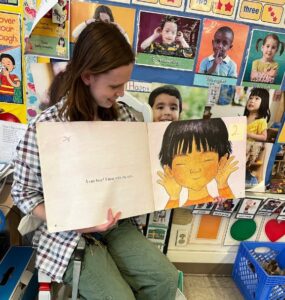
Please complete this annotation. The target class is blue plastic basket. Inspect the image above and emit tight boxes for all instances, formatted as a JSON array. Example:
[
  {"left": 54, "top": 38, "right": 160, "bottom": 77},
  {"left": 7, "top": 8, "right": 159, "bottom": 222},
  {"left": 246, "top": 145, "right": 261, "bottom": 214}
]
[{"left": 232, "top": 241, "right": 285, "bottom": 300}]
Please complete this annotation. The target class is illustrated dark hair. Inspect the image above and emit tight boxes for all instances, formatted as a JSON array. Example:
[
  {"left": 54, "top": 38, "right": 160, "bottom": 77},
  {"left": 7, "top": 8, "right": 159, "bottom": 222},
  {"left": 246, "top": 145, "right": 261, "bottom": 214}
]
[
  {"left": 148, "top": 85, "right": 182, "bottom": 113},
  {"left": 0, "top": 53, "right": 15, "bottom": 65},
  {"left": 49, "top": 22, "right": 134, "bottom": 121},
  {"left": 215, "top": 26, "right": 234, "bottom": 41},
  {"left": 255, "top": 34, "right": 285, "bottom": 56},
  {"left": 159, "top": 118, "right": 232, "bottom": 167},
  {"left": 244, "top": 88, "right": 271, "bottom": 122},
  {"left": 94, "top": 5, "right": 114, "bottom": 22},
  {"left": 160, "top": 15, "right": 180, "bottom": 30}
]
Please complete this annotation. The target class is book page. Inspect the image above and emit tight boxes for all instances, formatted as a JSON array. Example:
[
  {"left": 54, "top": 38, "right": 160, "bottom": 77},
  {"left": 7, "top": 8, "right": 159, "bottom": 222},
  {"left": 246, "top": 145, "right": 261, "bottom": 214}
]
[
  {"left": 147, "top": 117, "right": 247, "bottom": 211},
  {"left": 37, "top": 121, "right": 154, "bottom": 233}
]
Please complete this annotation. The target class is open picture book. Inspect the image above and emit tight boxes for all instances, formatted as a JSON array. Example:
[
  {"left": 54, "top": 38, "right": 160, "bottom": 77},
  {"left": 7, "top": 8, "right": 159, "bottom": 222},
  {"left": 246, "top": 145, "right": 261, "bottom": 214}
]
[{"left": 37, "top": 116, "right": 246, "bottom": 232}]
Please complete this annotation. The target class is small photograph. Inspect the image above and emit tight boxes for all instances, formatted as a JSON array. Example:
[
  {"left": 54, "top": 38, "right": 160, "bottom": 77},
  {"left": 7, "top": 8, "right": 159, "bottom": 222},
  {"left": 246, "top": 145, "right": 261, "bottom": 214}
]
[
  {"left": 236, "top": 198, "right": 263, "bottom": 219},
  {"left": 194, "top": 18, "right": 249, "bottom": 87},
  {"left": 148, "top": 210, "right": 171, "bottom": 226},
  {"left": 136, "top": 11, "right": 200, "bottom": 71},
  {"left": 192, "top": 202, "right": 214, "bottom": 215},
  {"left": 70, "top": 2, "right": 135, "bottom": 45},
  {"left": 242, "top": 30, "right": 285, "bottom": 89},
  {"left": 133, "top": 214, "right": 148, "bottom": 235},
  {"left": 126, "top": 81, "right": 208, "bottom": 121},
  {"left": 257, "top": 198, "right": 284, "bottom": 216},
  {"left": 246, "top": 142, "right": 272, "bottom": 192},
  {"left": 204, "top": 86, "right": 284, "bottom": 144},
  {"left": 267, "top": 143, "right": 285, "bottom": 194},
  {"left": 212, "top": 198, "right": 241, "bottom": 218},
  {"left": 146, "top": 226, "right": 168, "bottom": 244},
  {"left": 277, "top": 204, "right": 285, "bottom": 221}
]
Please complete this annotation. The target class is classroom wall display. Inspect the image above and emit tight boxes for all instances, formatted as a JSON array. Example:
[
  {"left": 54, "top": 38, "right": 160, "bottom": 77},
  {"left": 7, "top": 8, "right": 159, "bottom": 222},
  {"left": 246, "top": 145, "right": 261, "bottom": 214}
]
[
  {"left": 25, "top": 0, "right": 70, "bottom": 59},
  {"left": 132, "top": 0, "right": 185, "bottom": 12},
  {"left": 136, "top": 11, "right": 200, "bottom": 71},
  {"left": 194, "top": 18, "right": 249, "bottom": 87},
  {"left": 70, "top": 1, "right": 135, "bottom": 45},
  {"left": 242, "top": 29, "right": 285, "bottom": 89},
  {"left": 236, "top": 0, "right": 285, "bottom": 29},
  {"left": 186, "top": 0, "right": 238, "bottom": 19}
]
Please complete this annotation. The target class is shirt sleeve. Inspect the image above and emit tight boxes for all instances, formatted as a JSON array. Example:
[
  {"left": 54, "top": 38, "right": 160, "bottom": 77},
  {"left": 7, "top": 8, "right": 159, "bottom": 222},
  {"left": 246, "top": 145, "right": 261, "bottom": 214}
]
[
  {"left": 251, "top": 60, "right": 258, "bottom": 72},
  {"left": 11, "top": 122, "right": 44, "bottom": 214},
  {"left": 228, "top": 60, "right": 237, "bottom": 77},
  {"left": 199, "top": 58, "right": 208, "bottom": 73},
  {"left": 257, "top": 118, "right": 268, "bottom": 134}
]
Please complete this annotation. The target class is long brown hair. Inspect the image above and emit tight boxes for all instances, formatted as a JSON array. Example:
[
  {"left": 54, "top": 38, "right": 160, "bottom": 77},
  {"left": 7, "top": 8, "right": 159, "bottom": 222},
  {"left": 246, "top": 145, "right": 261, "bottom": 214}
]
[{"left": 50, "top": 21, "right": 134, "bottom": 121}]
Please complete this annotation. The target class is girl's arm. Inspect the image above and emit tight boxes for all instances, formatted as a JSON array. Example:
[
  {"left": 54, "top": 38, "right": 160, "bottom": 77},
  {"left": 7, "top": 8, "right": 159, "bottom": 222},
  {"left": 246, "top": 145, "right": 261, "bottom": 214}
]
[
  {"left": 247, "top": 129, "right": 267, "bottom": 142},
  {"left": 140, "top": 27, "right": 161, "bottom": 50},
  {"left": 72, "top": 19, "right": 94, "bottom": 39}
]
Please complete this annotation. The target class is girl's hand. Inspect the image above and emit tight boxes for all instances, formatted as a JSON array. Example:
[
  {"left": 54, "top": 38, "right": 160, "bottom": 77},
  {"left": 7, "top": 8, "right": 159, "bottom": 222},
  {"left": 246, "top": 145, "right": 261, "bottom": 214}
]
[
  {"left": 85, "top": 18, "right": 95, "bottom": 25},
  {"left": 176, "top": 31, "right": 184, "bottom": 43},
  {"left": 216, "top": 155, "right": 239, "bottom": 189},
  {"left": 153, "top": 27, "right": 162, "bottom": 39},
  {"left": 157, "top": 165, "right": 182, "bottom": 199},
  {"left": 112, "top": 22, "right": 125, "bottom": 35},
  {"left": 76, "top": 208, "right": 121, "bottom": 233}
]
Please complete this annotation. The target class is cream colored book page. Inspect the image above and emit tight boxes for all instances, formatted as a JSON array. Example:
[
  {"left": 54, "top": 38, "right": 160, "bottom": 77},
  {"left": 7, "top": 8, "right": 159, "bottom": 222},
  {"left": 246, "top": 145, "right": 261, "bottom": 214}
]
[{"left": 37, "top": 121, "right": 154, "bottom": 233}]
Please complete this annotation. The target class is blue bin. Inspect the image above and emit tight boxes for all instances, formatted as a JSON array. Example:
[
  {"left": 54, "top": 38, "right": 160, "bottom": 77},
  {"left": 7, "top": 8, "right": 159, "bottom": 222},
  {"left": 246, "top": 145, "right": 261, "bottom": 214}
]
[{"left": 232, "top": 241, "right": 285, "bottom": 300}]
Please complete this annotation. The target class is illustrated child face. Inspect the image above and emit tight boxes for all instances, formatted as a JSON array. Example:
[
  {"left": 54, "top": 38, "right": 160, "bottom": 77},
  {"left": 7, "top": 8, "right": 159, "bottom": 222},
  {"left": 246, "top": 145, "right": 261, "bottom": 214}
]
[
  {"left": 152, "top": 93, "right": 180, "bottom": 122},
  {"left": 261, "top": 36, "right": 278, "bottom": 61},
  {"left": 171, "top": 140, "right": 219, "bottom": 191},
  {"left": 212, "top": 31, "right": 233, "bottom": 58},
  {"left": 161, "top": 21, "right": 177, "bottom": 45},
  {"left": 99, "top": 12, "right": 111, "bottom": 23},
  {"left": 1, "top": 57, "right": 14, "bottom": 72},
  {"left": 82, "top": 63, "right": 133, "bottom": 110},
  {"left": 246, "top": 95, "right": 262, "bottom": 112}
]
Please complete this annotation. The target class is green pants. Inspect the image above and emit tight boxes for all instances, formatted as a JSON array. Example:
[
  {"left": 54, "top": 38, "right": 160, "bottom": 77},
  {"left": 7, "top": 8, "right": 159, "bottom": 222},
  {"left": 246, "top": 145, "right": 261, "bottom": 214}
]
[{"left": 63, "top": 220, "right": 178, "bottom": 300}]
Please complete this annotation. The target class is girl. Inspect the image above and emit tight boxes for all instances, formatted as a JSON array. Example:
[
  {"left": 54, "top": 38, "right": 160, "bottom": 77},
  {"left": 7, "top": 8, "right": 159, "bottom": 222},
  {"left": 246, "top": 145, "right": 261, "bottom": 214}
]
[
  {"left": 12, "top": 22, "right": 178, "bottom": 300},
  {"left": 250, "top": 33, "right": 285, "bottom": 84},
  {"left": 56, "top": 37, "right": 66, "bottom": 57},
  {"left": 244, "top": 88, "right": 271, "bottom": 142},
  {"left": 72, "top": 4, "right": 130, "bottom": 43},
  {"left": 140, "top": 15, "right": 192, "bottom": 58},
  {"left": 157, "top": 118, "right": 238, "bottom": 209}
]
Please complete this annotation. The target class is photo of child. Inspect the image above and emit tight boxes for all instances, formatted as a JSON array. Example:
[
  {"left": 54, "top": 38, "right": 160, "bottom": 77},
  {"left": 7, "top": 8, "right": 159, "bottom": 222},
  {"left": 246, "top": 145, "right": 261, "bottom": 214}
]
[
  {"left": 259, "top": 199, "right": 282, "bottom": 212},
  {"left": 203, "top": 86, "right": 284, "bottom": 144},
  {"left": 250, "top": 34, "right": 285, "bottom": 84},
  {"left": 199, "top": 26, "right": 237, "bottom": 77},
  {"left": 236, "top": 198, "right": 263, "bottom": 218},
  {"left": 244, "top": 88, "right": 271, "bottom": 142},
  {"left": 243, "top": 30, "right": 285, "bottom": 88},
  {"left": 70, "top": 2, "right": 135, "bottom": 44},
  {"left": 140, "top": 15, "right": 192, "bottom": 58},
  {"left": 136, "top": 11, "right": 200, "bottom": 71},
  {"left": 56, "top": 37, "right": 66, "bottom": 57},
  {"left": 195, "top": 19, "right": 249, "bottom": 86}
]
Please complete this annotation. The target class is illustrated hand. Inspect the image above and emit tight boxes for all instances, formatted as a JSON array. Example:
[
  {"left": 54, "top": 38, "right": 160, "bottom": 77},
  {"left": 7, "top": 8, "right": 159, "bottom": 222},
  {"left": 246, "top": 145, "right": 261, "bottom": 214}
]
[
  {"left": 85, "top": 18, "right": 95, "bottom": 25},
  {"left": 76, "top": 208, "right": 121, "bottom": 234},
  {"left": 153, "top": 27, "right": 162, "bottom": 39},
  {"left": 213, "top": 196, "right": 226, "bottom": 206},
  {"left": 216, "top": 155, "right": 238, "bottom": 189},
  {"left": 2, "top": 68, "right": 9, "bottom": 77},
  {"left": 157, "top": 165, "right": 182, "bottom": 199}
]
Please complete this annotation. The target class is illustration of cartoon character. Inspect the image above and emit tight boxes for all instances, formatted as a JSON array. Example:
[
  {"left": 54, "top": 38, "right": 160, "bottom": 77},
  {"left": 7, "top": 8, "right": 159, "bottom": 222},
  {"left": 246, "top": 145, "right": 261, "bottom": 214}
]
[
  {"left": 0, "top": 53, "right": 21, "bottom": 103},
  {"left": 157, "top": 118, "right": 238, "bottom": 209}
]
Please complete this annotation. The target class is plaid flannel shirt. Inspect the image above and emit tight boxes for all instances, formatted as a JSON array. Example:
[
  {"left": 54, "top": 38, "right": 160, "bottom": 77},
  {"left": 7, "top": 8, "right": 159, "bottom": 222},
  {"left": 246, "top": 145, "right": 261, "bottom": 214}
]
[{"left": 11, "top": 99, "right": 137, "bottom": 282}]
